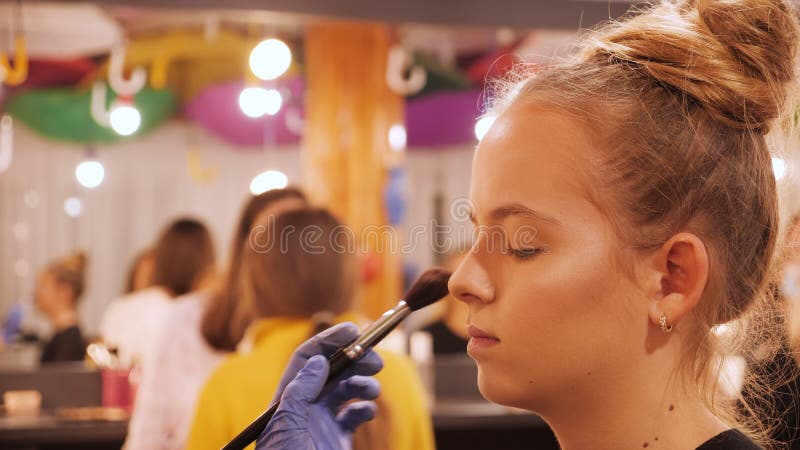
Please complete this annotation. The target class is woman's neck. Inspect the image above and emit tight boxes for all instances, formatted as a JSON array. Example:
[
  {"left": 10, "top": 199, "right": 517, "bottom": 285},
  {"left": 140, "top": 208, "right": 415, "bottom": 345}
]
[
  {"left": 50, "top": 308, "right": 79, "bottom": 332},
  {"left": 539, "top": 346, "right": 730, "bottom": 450}
]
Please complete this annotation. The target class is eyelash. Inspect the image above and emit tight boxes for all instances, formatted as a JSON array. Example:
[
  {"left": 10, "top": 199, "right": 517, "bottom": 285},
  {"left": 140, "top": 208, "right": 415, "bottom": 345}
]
[{"left": 509, "top": 247, "right": 544, "bottom": 260}]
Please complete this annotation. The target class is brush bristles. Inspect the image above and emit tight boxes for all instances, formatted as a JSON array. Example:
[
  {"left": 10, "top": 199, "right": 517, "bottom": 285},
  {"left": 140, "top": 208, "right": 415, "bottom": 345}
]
[{"left": 404, "top": 268, "right": 452, "bottom": 311}]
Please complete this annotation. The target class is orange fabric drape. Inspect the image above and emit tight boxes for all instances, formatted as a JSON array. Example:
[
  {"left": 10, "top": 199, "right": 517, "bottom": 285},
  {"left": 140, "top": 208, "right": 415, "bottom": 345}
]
[{"left": 303, "top": 21, "right": 402, "bottom": 319}]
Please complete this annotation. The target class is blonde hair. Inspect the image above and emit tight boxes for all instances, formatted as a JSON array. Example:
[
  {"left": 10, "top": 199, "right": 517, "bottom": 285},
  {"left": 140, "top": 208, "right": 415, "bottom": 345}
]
[
  {"left": 490, "top": 0, "right": 799, "bottom": 446},
  {"left": 47, "top": 250, "right": 89, "bottom": 300}
]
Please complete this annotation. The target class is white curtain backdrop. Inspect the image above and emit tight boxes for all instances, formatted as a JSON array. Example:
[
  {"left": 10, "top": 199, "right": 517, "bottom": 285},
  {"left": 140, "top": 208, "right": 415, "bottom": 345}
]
[{"left": 0, "top": 122, "right": 475, "bottom": 337}]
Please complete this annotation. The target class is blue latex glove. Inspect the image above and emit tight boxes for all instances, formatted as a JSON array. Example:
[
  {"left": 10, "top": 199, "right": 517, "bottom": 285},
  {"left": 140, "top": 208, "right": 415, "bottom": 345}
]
[{"left": 257, "top": 322, "right": 384, "bottom": 450}]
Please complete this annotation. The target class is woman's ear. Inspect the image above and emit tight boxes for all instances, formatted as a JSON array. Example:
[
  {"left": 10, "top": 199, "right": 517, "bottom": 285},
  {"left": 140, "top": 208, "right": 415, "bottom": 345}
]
[{"left": 647, "top": 233, "right": 710, "bottom": 331}]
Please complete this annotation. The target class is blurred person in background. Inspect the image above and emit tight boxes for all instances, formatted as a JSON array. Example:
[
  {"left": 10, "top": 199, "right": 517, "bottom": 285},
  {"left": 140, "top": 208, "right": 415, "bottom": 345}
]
[
  {"left": 99, "top": 218, "right": 216, "bottom": 368},
  {"left": 123, "top": 188, "right": 307, "bottom": 450},
  {"left": 200, "top": 187, "right": 308, "bottom": 353},
  {"left": 124, "top": 248, "right": 155, "bottom": 295},
  {"left": 186, "top": 207, "right": 435, "bottom": 450},
  {"left": 34, "top": 250, "right": 89, "bottom": 363},
  {"left": 783, "top": 213, "right": 800, "bottom": 339}
]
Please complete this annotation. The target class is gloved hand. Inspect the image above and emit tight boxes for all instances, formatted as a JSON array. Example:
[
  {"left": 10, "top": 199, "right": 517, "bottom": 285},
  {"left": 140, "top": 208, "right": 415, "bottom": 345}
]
[{"left": 256, "top": 322, "right": 383, "bottom": 450}]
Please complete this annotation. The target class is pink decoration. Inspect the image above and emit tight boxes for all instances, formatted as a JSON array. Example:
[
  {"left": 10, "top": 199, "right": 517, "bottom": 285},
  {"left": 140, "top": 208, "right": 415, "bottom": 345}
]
[
  {"left": 405, "top": 90, "right": 482, "bottom": 147},
  {"left": 186, "top": 77, "right": 483, "bottom": 150},
  {"left": 184, "top": 77, "right": 303, "bottom": 148}
]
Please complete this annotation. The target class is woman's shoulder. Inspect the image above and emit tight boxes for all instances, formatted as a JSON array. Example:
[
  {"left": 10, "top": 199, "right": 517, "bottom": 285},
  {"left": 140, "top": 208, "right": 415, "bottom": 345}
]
[{"left": 695, "top": 429, "right": 762, "bottom": 450}]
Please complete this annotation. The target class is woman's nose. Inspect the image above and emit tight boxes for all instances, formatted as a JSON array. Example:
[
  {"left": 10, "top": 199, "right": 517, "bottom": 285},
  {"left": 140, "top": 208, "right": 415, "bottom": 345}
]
[{"left": 448, "top": 250, "right": 494, "bottom": 305}]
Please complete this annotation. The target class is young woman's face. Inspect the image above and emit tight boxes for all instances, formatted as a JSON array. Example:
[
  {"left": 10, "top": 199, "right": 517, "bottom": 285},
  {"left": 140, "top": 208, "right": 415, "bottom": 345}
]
[
  {"left": 449, "top": 105, "right": 651, "bottom": 412},
  {"left": 34, "top": 271, "right": 65, "bottom": 315}
]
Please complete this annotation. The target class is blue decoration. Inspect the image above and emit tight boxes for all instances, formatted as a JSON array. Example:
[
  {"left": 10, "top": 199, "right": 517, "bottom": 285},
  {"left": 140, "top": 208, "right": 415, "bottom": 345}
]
[{"left": 384, "top": 167, "right": 407, "bottom": 225}]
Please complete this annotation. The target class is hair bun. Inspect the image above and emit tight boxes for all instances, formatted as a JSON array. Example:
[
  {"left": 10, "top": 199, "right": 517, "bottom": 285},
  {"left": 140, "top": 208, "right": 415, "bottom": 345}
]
[
  {"left": 64, "top": 250, "right": 89, "bottom": 273},
  {"left": 588, "top": 0, "right": 799, "bottom": 133}
]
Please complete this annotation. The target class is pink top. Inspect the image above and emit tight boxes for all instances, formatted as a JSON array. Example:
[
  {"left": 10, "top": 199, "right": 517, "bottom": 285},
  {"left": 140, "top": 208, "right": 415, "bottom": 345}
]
[{"left": 124, "top": 292, "right": 224, "bottom": 450}]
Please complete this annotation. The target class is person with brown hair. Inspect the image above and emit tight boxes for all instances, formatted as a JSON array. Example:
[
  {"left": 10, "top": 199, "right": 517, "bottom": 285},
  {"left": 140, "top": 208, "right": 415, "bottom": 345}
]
[
  {"left": 201, "top": 187, "right": 308, "bottom": 352},
  {"left": 255, "top": 0, "right": 800, "bottom": 449},
  {"left": 123, "top": 248, "right": 155, "bottom": 295},
  {"left": 186, "top": 208, "right": 434, "bottom": 450},
  {"left": 34, "top": 251, "right": 89, "bottom": 363},
  {"left": 99, "top": 218, "right": 216, "bottom": 368},
  {"left": 123, "top": 188, "right": 307, "bottom": 450}
]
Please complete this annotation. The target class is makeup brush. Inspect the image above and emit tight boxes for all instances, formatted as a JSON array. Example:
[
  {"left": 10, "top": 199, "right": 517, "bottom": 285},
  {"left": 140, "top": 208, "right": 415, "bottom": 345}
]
[{"left": 222, "top": 268, "right": 452, "bottom": 450}]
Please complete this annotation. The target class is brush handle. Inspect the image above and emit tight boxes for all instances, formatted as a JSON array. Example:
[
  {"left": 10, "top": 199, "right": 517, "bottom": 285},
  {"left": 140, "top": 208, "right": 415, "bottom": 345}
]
[{"left": 220, "top": 403, "right": 279, "bottom": 450}]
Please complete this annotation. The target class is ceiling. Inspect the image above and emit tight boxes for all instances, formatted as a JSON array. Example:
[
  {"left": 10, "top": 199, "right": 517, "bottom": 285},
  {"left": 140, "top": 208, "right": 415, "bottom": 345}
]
[
  {"left": 0, "top": 0, "right": 625, "bottom": 59},
  {"left": 29, "top": 0, "right": 643, "bottom": 29}
]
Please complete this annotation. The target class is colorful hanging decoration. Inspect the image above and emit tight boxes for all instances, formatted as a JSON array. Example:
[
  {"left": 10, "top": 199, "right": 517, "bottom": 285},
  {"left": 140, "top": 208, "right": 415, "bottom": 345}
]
[
  {"left": 107, "top": 44, "right": 147, "bottom": 97},
  {"left": 0, "top": 34, "right": 29, "bottom": 87},
  {"left": 7, "top": 86, "right": 176, "bottom": 143},
  {"left": 89, "top": 44, "right": 148, "bottom": 136},
  {"left": 383, "top": 167, "right": 407, "bottom": 225},
  {"left": 405, "top": 89, "right": 482, "bottom": 147},
  {"left": 0, "top": 19, "right": 513, "bottom": 150},
  {"left": 186, "top": 78, "right": 482, "bottom": 149},
  {"left": 95, "top": 31, "right": 257, "bottom": 102},
  {"left": 90, "top": 81, "right": 113, "bottom": 128},
  {"left": 463, "top": 39, "right": 524, "bottom": 86},
  {"left": 17, "top": 58, "right": 95, "bottom": 88},
  {"left": 184, "top": 77, "right": 303, "bottom": 148},
  {"left": 186, "top": 147, "right": 218, "bottom": 184},
  {"left": 410, "top": 53, "right": 474, "bottom": 97},
  {"left": 386, "top": 45, "right": 427, "bottom": 96}
]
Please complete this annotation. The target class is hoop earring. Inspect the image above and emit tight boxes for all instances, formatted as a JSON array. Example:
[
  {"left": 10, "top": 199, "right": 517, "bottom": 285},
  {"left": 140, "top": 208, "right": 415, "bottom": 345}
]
[{"left": 659, "top": 313, "right": 673, "bottom": 333}]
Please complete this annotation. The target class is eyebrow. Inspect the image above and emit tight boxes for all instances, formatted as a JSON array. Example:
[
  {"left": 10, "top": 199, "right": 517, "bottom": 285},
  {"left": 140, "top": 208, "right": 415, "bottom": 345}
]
[{"left": 469, "top": 203, "right": 562, "bottom": 226}]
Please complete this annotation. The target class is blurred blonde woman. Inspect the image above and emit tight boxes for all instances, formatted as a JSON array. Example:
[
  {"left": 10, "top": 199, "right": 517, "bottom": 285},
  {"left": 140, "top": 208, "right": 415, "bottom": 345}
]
[{"left": 34, "top": 251, "right": 88, "bottom": 363}]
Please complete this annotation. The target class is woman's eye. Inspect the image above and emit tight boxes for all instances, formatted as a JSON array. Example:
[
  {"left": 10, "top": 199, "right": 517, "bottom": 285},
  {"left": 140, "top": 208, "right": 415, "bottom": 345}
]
[{"left": 509, "top": 248, "right": 541, "bottom": 260}]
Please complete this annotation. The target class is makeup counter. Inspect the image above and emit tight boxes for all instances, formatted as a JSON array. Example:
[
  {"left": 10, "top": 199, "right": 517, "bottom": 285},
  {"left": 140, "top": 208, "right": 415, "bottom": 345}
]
[{"left": 0, "top": 354, "right": 558, "bottom": 450}]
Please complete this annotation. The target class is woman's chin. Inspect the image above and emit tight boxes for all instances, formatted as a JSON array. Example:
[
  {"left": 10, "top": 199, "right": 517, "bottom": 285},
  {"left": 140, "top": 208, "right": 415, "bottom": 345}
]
[{"left": 476, "top": 366, "right": 530, "bottom": 410}]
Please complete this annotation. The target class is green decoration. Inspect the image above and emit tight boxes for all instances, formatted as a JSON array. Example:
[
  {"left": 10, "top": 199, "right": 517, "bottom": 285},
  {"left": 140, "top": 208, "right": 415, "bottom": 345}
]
[
  {"left": 411, "top": 53, "right": 474, "bottom": 98},
  {"left": 6, "top": 86, "right": 176, "bottom": 143}
]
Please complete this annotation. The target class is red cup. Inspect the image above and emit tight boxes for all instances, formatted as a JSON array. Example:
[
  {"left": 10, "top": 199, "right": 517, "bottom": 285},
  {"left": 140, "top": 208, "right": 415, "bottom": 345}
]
[{"left": 101, "top": 368, "right": 133, "bottom": 412}]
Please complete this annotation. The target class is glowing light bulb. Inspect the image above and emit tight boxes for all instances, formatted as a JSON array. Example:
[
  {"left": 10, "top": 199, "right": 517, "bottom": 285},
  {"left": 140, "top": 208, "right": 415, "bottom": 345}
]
[
  {"left": 772, "top": 156, "right": 787, "bottom": 181},
  {"left": 75, "top": 160, "right": 105, "bottom": 189},
  {"left": 474, "top": 116, "right": 496, "bottom": 141},
  {"left": 64, "top": 197, "right": 83, "bottom": 218},
  {"left": 239, "top": 87, "right": 283, "bottom": 118},
  {"left": 249, "top": 38, "right": 292, "bottom": 81},
  {"left": 250, "top": 170, "right": 289, "bottom": 195},
  {"left": 109, "top": 102, "right": 142, "bottom": 136},
  {"left": 262, "top": 89, "right": 282, "bottom": 116},
  {"left": 388, "top": 124, "right": 407, "bottom": 151}
]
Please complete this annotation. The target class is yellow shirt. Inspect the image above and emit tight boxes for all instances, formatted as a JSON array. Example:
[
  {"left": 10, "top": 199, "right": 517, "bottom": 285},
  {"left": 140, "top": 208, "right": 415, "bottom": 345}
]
[{"left": 186, "top": 315, "right": 435, "bottom": 450}]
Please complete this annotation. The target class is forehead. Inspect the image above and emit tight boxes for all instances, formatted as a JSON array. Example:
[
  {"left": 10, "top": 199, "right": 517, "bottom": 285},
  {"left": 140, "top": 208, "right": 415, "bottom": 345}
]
[{"left": 470, "top": 105, "right": 596, "bottom": 219}]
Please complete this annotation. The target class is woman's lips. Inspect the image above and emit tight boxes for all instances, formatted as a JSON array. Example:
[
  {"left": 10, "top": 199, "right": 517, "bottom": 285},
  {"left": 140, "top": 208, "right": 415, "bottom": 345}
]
[
  {"left": 467, "top": 325, "right": 500, "bottom": 353},
  {"left": 467, "top": 325, "right": 499, "bottom": 340}
]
